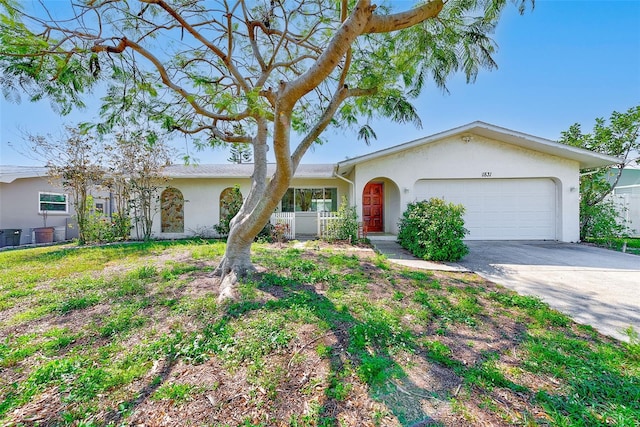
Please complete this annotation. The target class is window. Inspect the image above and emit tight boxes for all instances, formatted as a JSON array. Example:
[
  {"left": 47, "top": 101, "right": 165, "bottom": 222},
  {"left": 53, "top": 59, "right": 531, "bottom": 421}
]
[
  {"left": 39, "top": 192, "right": 68, "bottom": 213},
  {"left": 95, "top": 203, "right": 104, "bottom": 214},
  {"left": 281, "top": 188, "right": 337, "bottom": 212}
]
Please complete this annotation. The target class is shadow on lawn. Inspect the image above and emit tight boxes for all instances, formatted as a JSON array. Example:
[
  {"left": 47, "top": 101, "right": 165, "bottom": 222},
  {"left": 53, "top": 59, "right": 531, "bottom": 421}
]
[
  {"left": 11, "top": 243, "right": 635, "bottom": 426},
  {"left": 250, "top": 277, "right": 443, "bottom": 426}
]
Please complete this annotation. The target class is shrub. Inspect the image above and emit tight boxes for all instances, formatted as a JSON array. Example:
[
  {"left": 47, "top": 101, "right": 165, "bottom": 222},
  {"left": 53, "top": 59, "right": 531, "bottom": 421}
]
[
  {"left": 580, "top": 198, "right": 629, "bottom": 242},
  {"left": 214, "top": 186, "right": 243, "bottom": 237},
  {"left": 397, "top": 198, "right": 469, "bottom": 261},
  {"left": 83, "top": 196, "right": 130, "bottom": 243},
  {"left": 324, "top": 196, "right": 359, "bottom": 243}
]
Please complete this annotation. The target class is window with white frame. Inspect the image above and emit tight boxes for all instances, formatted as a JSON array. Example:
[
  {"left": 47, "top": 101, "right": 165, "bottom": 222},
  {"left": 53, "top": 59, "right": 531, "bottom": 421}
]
[
  {"left": 281, "top": 188, "right": 337, "bottom": 212},
  {"left": 38, "top": 192, "right": 69, "bottom": 213}
]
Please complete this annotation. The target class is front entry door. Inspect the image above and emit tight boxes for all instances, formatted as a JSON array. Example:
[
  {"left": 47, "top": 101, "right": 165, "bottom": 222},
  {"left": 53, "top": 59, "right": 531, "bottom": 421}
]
[{"left": 363, "top": 182, "right": 384, "bottom": 232}]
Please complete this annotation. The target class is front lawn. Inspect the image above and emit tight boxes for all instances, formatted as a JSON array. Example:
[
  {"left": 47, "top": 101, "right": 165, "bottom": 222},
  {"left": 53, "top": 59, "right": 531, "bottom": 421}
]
[{"left": 0, "top": 240, "right": 638, "bottom": 426}]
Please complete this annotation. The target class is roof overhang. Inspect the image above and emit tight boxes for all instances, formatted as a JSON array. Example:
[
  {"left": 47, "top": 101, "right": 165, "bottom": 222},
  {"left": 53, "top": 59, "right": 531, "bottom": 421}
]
[
  {"left": 164, "top": 163, "right": 337, "bottom": 179},
  {"left": 0, "top": 166, "right": 48, "bottom": 183},
  {"left": 336, "top": 121, "right": 621, "bottom": 175}
]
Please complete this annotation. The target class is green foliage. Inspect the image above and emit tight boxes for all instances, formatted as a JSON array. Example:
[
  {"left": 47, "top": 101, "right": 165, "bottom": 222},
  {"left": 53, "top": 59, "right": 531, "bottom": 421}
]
[
  {"left": 83, "top": 196, "right": 131, "bottom": 244},
  {"left": 151, "top": 383, "right": 199, "bottom": 403},
  {"left": 397, "top": 198, "right": 469, "bottom": 261},
  {"left": 560, "top": 105, "right": 640, "bottom": 239},
  {"left": 622, "top": 326, "right": 640, "bottom": 361},
  {"left": 215, "top": 186, "right": 243, "bottom": 237},
  {"left": 56, "top": 294, "right": 100, "bottom": 314},
  {"left": 323, "top": 196, "right": 359, "bottom": 242},
  {"left": 580, "top": 198, "right": 629, "bottom": 242},
  {"left": 585, "top": 237, "right": 640, "bottom": 255}
]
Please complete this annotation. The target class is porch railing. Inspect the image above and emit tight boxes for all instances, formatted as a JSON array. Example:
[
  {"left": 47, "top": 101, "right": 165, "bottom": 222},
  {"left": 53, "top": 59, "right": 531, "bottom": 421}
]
[
  {"left": 270, "top": 212, "right": 295, "bottom": 239},
  {"left": 317, "top": 211, "right": 339, "bottom": 238}
]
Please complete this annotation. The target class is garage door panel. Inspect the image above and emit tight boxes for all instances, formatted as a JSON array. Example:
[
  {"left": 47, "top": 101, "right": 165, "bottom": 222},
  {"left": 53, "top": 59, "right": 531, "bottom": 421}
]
[{"left": 414, "top": 179, "right": 556, "bottom": 240}]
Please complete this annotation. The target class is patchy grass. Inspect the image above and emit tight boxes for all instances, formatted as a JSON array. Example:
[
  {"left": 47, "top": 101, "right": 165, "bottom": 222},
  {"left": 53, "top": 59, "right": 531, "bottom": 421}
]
[{"left": 0, "top": 240, "right": 638, "bottom": 426}]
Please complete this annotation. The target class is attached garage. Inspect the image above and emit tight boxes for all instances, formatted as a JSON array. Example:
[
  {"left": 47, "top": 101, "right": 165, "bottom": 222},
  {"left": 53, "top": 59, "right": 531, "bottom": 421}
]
[
  {"left": 415, "top": 178, "right": 557, "bottom": 240},
  {"left": 336, "top": 122, "right": 620, "bottom": 242}
]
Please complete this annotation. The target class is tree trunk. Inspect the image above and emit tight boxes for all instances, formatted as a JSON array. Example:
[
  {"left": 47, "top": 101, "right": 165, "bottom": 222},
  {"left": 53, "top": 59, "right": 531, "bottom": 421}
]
[
  {"left": 214, "top": 118, "right": 293, "bottom": 302},
  {"left": 216, "top": 226, "right": 255, "bottom": 301}
]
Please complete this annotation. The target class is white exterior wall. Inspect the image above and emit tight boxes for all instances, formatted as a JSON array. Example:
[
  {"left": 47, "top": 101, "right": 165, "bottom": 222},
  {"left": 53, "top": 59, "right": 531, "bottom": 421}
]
[
  {"left": 350, "top": 134, "right": 581, "bottom": 242},
  {"left": 150, "top": 177, "right": 349, "bottom": 238}
]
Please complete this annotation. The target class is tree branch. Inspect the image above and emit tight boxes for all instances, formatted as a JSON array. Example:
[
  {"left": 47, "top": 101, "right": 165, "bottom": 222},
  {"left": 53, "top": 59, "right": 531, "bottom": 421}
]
[
  {"left": 292, "top": 86, "right": 375, "bottom": 168},
  {"left": 364, "top": 0, "right": 444, "bottom": 34},
  {"left": 91, "top": 38, "right": 251, "bottom": 122}
]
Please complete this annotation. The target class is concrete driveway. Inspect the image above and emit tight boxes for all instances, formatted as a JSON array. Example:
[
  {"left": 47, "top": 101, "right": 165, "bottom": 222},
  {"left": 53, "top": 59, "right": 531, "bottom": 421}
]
[{"left": 454, "top": 241, "right": 640, "bottom": 342}]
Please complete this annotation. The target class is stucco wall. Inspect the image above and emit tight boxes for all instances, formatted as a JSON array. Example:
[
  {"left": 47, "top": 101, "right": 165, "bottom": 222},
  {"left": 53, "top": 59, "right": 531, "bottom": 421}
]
[
  {"left": 350, "top": 134, "right": 581, "bottom": 242},
  {"left": 0, "top": 177, "right": 73, "bottom": 244},
  {"left": 150, "top": 177, "right": 350, "bottom": 239}
]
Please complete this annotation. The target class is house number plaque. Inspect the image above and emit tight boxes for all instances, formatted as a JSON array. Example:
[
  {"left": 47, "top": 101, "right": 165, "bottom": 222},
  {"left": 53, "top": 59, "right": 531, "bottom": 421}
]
[{"left": 481, "top": 172, "right": 492, "bottom": 177}]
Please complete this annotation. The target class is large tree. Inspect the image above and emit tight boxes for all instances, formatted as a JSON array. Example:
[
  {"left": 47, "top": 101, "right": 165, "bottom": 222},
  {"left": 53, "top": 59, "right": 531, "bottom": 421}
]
[
  {"left": 0, "top": 0, "right": 531, "bottom": 300},
  {"left": 560, "top": 105, "right": 640, "bottom": 238}
]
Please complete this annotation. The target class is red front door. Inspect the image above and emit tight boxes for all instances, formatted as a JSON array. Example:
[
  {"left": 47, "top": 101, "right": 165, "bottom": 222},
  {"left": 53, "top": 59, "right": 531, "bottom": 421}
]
[{"left": 363, "top": 182, "right": 384, "bottom": 232}]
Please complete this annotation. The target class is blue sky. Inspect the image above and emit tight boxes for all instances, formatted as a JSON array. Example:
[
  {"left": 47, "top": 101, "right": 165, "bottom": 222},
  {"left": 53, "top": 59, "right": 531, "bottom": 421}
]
[{"left": 1, "top": 0, "right": 639, "bottom": 166}]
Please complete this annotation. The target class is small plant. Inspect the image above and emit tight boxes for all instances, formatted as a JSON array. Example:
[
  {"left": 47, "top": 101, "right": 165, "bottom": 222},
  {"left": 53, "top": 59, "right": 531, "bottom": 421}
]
[
  {"left": 151, "top": 383, "right": 199, "bottom": 403},
  {"left": 622, "top": 325, "right": 640, "bottom": 360},
  {"left": 323, "top": 196, "right": 359, "bottom": 243},
  {"left": 271, "top": 222, "right": 290, "bottom": 243},
  {"left": 56, "top": 295, "right": 100, "bottom": 314},
  {"left": 83, "top": 196, "right": 131, "bottom": 243},
  {"left": 397, "top": 198, "right": 469, "bottom": 261}
]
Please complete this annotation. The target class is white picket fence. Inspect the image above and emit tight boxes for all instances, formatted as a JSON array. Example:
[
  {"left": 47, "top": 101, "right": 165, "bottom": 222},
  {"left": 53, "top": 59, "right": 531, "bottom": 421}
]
[
  {"left": 317, "top": 211, "right": 339, "bottom": 238},
  {"left": 270, "top": 212, "right": 295, "bottom": 239},
  {"left": 270, "top": 211, "right": 340, "bottom": 239}
]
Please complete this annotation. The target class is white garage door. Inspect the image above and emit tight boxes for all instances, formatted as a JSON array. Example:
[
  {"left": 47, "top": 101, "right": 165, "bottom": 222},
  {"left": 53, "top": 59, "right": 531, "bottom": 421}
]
[{"left": 414, "top": 179, "right": 557, "bottom": 240}]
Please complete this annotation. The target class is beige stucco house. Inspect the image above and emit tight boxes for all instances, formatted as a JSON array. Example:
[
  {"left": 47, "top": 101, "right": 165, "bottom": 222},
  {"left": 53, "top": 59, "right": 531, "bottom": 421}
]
[{"left": 0, "top": 122, "right": 619, "bottom": 246}]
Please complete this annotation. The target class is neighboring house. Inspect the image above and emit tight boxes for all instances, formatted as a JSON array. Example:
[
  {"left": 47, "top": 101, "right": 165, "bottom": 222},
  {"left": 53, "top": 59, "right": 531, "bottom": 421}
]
[
  {"left": 612, "top": 165, "right": 640, "bottom": 236},
  {"left": 1, "top": 122, "right": 619, "bottom": 245},
  {"left": 0, "top": 166, "right": 108, "bottom": 246}
]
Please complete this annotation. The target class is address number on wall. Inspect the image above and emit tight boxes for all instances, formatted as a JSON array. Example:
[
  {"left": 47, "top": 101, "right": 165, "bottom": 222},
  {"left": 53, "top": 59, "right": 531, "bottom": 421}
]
[{"left": 481, "top": 172, "right": 492, "bottom": 177}]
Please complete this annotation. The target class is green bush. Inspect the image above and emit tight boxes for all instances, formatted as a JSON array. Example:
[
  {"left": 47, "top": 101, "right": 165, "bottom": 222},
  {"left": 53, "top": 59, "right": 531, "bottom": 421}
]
[
  {"left": 214, "top": 186, "right": 243, "bottom": 237},
  {"left": 580, "top": 199, "right": 629, "bottom": 242},
  {"left": 324, "top": 196, "right": 359, "bottom": 243},
  {"left": 397, "top": 198, "right": 469, "bottom": 261},
  {"left": 83, "top": 196, "right": 130, "bottom": 243}
]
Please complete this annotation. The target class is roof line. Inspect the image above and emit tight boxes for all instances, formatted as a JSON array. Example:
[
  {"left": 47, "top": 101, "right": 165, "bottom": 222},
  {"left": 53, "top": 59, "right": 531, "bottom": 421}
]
[{"left": 336, "top": 121, "right": 620, "bottom": 170}]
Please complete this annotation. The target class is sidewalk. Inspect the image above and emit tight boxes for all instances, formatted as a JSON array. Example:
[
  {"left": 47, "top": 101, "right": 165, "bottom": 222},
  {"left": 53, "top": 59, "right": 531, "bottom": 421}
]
[{"left": 370, "top": 238, "right": 470, "bottom": 272}]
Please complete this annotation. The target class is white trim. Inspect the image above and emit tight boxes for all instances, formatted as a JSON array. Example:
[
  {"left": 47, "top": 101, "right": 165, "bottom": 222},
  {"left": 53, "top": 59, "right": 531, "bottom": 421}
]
[{"left": 337, "top": 121, "right": 620, "bottom": 172}]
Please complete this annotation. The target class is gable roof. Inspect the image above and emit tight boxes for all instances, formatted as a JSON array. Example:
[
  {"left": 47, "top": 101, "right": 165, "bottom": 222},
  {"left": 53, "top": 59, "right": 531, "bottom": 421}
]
[{"left": 336, "top": 121, "right": 621, "bottom": 174}]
